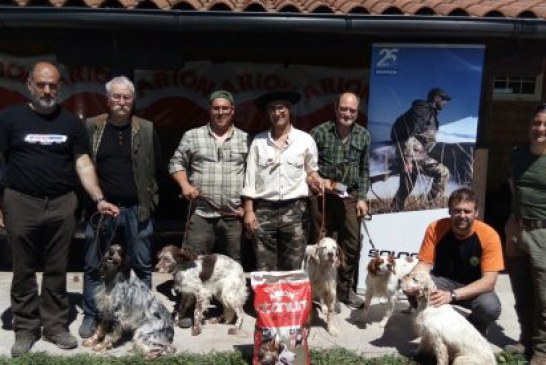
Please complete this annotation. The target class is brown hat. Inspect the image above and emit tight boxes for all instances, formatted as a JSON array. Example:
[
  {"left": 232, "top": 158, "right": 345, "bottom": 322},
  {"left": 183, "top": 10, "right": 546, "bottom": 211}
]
[{"left": 254, "top": 90, "right": 301, "bottom": 111}]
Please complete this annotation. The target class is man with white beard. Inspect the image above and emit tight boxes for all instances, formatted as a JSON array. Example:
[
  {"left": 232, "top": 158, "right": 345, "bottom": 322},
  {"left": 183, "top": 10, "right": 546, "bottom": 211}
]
[{"left": 0, "top": 62, "right": 119, "bottom": 357}]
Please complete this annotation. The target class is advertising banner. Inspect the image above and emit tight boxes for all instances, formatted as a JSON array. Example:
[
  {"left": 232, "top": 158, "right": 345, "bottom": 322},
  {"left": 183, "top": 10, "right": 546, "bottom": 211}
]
[
  {"left": 134, "top": 62, "right": 368, "bottom": 133},
  {"left": 358, "top": 44, "right": 485, "bottom": 291}
]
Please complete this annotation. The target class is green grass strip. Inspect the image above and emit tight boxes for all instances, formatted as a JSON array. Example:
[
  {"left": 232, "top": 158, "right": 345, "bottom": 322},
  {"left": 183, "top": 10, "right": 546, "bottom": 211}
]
[{"left": 0, "top": 349, "right": 529, "bottom": 365}]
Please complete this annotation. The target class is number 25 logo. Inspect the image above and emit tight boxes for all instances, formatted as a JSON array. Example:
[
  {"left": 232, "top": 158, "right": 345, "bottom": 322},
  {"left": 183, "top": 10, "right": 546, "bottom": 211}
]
[{"left": 377, "top": 48, "right": 399, "bottom": 67}]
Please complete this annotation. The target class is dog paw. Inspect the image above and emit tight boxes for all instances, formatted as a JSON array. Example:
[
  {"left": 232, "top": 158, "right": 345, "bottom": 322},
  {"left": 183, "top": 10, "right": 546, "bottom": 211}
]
[
  {"left": 208, "top": 317, "right": 220, "bottom": 324},
  {"left": 146, "top": 349, "right": 162, "bottom": 359},
  {"left": 227, "top": 327, "right": 240, "bottom": 335},
  {"left": 327, "top": 325, "right": 340, "bottom": 337},
  {"left": 82, "top": 338, "right": 95, "bottom": 347}
]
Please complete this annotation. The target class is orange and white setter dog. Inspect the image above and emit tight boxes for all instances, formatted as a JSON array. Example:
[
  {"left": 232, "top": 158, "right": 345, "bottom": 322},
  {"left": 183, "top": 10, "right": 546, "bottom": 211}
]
[
  {"left": 400, "top": 271, "right": 495, "bottom": 365},
  {"left": 303, "top": 237, "right": 342, "bottom": 336}
]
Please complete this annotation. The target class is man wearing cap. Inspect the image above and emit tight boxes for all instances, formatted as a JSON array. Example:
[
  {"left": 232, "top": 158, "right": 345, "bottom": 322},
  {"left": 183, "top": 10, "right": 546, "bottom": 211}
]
[
  {"left": 310, "top": 92, "right": 370, "bottom": 310},
  {"left": 390, "top": 88, "right": 451, "bottom": 211},
  {"left": 169, "top": 90, "right": 249, "bottom": 262},
  {"left": 169, "top": 90, "right": 249, "bottom": 328},
  {"left": 242, "top": 90, "right": 322, "bottom": 271}
]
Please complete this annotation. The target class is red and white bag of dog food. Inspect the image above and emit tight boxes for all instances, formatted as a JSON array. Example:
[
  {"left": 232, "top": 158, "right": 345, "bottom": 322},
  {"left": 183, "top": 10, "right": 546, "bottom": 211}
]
[{"left": 251, "top": 270, "right": 312, "bottom": 365}]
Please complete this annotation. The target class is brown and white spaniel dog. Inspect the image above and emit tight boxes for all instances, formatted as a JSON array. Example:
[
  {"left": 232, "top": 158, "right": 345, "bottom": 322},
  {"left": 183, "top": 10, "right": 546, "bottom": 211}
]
[
  {"left": 357, "top": 254, "right": 417, "bottom": 327},
  {"left": 155, "top": 245, "right": 248, "bottom": 336}
]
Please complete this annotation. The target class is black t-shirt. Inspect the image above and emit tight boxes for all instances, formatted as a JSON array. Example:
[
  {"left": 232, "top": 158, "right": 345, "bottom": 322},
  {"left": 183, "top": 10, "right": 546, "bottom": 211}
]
[
  {"left": 431, "top": 230, "right": 483, "bottom": 285},
  {"left": 95, "top": 122, "right": 138, "bottom": 206},
  {"left": 0, "top": 104, "right": 90, "bottom": 198}
]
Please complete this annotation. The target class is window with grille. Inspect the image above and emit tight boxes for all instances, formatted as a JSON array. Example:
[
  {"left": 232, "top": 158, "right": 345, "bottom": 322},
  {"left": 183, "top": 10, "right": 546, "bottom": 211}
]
[{"left": 493, "top": 74, "right": 542, "bottom": 101}]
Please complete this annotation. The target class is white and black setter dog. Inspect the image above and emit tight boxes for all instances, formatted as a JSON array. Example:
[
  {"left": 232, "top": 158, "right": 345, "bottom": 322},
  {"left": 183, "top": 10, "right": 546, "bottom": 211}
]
[
  {"left": 83, "top": 244, "right": 176, "bottom": 358},
  {"left": 156, "top": 245, "right": 248, "bottom": 336}
]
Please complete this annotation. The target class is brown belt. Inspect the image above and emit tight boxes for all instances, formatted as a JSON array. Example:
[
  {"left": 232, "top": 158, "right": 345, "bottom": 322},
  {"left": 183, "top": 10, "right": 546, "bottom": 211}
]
[{"left": 519, "top": 218, "right": 546, "bottom": 230}]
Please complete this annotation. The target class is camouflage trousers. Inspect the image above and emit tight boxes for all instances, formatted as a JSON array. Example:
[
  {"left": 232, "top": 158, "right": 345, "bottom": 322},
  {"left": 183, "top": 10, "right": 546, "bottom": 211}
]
[
  {"left": 254, "top": 198, "right": 308, "bottom": 271},
  {"left": 393, "top": 155, "right": 449, "bottom": 211}
]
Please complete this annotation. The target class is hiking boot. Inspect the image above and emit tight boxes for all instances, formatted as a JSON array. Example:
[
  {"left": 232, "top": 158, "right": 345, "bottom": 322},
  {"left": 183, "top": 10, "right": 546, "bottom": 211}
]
[
  {"left": 339, "top": 291, "right": 365, "bottom": 309},
  {"left": 11, "top": 334, "right": 38, "bottom": 357},
  {"left": 531, "top": 354, "right": 546, "bottom": 365},
  {"left": 78, "top": 316, "right": 97, "bottom": 339},
  {"left": 44, "top": 331, "right": 78, "bottom": 350}
]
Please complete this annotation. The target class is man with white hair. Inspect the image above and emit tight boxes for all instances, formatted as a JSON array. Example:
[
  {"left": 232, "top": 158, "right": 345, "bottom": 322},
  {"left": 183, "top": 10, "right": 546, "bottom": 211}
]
[{"left": 79, "top": 76, "right": 161, "bottom": 339}]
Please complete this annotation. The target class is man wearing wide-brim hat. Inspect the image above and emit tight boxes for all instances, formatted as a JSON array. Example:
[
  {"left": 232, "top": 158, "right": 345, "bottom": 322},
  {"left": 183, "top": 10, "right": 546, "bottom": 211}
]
[{"left": 242, "top": 90, "right": 323, "bottom": 271}]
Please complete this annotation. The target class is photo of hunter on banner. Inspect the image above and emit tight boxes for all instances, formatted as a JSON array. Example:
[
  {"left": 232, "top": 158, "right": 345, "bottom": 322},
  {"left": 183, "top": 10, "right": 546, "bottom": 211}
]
[{"left": 357, "top": 44, "right": 485, "bottom": 292}]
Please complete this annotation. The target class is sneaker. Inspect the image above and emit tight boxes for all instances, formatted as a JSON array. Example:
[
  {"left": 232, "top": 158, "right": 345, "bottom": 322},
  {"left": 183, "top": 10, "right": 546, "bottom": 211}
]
[
  {"left": 44, "top": 331, "right": 78, "bottom": 350},
  {"left": 504, "top": 342, "right": 526, "bottom": 355},
  {"left": 78, "top": 316, "right": 97, "bottom": 339},
  {"left": 177, "top": 317, "right": 193, "bottom": 329},
  {"left": 11, "top": 335, "right": 38, "bottom": 357},
  {"left": 340, "top": 291, "right": 365, "bottom": 309}
]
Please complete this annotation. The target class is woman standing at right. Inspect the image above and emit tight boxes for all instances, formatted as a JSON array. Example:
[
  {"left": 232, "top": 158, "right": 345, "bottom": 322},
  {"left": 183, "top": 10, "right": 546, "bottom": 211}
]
[{"left": 505, "top": 104, "right": 546, "bottom": 365}]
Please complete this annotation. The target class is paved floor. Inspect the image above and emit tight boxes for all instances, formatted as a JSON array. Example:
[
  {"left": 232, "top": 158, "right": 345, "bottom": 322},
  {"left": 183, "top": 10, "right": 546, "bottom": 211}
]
[{"left": 0, "top": 271, "right": 519, "bottom": 358}]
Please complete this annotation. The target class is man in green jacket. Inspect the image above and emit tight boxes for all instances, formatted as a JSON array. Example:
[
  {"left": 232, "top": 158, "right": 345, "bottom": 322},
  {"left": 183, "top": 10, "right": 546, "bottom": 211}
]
[{"left": 79, "top": 76, "right": 161, "bottom": 339}]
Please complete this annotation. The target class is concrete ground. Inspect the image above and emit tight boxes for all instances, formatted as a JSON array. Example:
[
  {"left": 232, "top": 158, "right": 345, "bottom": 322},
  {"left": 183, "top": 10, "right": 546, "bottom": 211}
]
[{"left": 0, "top": 271, "right": 520, "bottom": 359}]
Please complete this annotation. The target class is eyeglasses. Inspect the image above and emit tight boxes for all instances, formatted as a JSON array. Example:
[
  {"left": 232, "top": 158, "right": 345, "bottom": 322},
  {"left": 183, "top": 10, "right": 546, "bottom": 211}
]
[
  {"left": 110, "top": 94, "right": 134, "bottom": 102},
  {"left": 338, "top": 106, "right": 358, "bottom": 114},
  {"left": 266, "top": 104, "right": 288, "bottom": 113},
  {"left": 212, "top": 105, "right": 233, "bottom": 112}
]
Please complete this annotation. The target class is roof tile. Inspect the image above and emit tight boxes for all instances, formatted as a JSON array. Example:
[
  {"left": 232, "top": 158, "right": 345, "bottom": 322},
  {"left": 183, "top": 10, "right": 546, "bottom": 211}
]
[{"left": 8, "top": 0, "right": 546, "bottom": 19}]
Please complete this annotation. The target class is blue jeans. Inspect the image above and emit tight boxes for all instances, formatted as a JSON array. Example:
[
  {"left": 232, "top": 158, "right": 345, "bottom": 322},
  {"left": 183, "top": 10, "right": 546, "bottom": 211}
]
[{"left": 82, "top": 205, "right": 153, "bottom": 318}]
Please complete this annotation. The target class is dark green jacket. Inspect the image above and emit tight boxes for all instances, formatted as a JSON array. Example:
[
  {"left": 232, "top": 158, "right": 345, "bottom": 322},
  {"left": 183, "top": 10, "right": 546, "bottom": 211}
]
[{"left": 86, "top": 114, "right": 159, "bottom": 222}]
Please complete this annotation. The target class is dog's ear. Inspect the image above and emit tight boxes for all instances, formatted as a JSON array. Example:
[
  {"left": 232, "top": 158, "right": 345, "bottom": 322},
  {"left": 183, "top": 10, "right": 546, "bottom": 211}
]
[
  {"left": 179, "top": 247, "right": 198, "bottom": 261},
  {"left": 336, "top": 247, "right": 345, "bottom": 269},
  {"left": 311, "top": 246, "right": 321, "bottom": 264},
  {"left": 367, "top": 257, "right": 378, "bottom": 275},
  {"left": 388, "top": 255, "right": 396, "bottom": 275}
]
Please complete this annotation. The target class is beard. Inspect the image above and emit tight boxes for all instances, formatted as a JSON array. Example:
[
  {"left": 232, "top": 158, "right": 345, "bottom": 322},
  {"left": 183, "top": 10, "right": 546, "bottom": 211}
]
[{"left": 31, "top": 95, "right": 57, "bottom": 113}]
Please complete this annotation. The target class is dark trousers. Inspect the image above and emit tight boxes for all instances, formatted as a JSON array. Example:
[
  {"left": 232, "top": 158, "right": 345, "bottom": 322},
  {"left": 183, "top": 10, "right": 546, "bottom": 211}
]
[
  {"left": 4, "top": 188, "right": 77, "bottom": 337},
  {"left": 320, "top": 192, "right": 361, "bottom": 299},
  {"left": 82, "top": 205, "right": 153, "bottom": 319},
  {"left": 185, "top": 213, "right": 242, "bottom": 262}
]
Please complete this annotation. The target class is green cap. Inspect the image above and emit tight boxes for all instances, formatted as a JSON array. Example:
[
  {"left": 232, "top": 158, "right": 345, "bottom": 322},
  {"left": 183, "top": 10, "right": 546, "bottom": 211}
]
[{"left": 209, "top": 90, "right": 234, "bottom": 104}]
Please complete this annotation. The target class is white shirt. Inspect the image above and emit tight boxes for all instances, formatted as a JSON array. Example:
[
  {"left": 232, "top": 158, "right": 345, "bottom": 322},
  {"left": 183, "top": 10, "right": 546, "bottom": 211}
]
[{"left": 241, "top": 127, "right": 318, "bottom": 201}]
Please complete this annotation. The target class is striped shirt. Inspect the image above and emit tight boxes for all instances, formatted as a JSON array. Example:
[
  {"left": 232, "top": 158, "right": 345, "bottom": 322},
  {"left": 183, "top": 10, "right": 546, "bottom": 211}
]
[
  {"left": 168, "top": 124, "right": 249, "bottom": 218},
  {"left": 310, "top": 121, "right": 371, "bottom": 200}
]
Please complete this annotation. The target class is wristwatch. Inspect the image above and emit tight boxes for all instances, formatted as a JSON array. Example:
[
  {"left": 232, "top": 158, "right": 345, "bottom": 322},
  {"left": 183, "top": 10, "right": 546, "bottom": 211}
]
[
  {"left": 95, "top": 197, "right": 105, "bottom": 204},
  {"left": 450, "top": 290, "right": 458, "bottom": 302}
]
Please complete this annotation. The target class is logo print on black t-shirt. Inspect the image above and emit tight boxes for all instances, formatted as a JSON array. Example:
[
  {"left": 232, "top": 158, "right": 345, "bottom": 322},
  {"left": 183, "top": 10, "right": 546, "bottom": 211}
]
[{"left": 24, "top": 134, "right": 67, "bottom": 145}]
